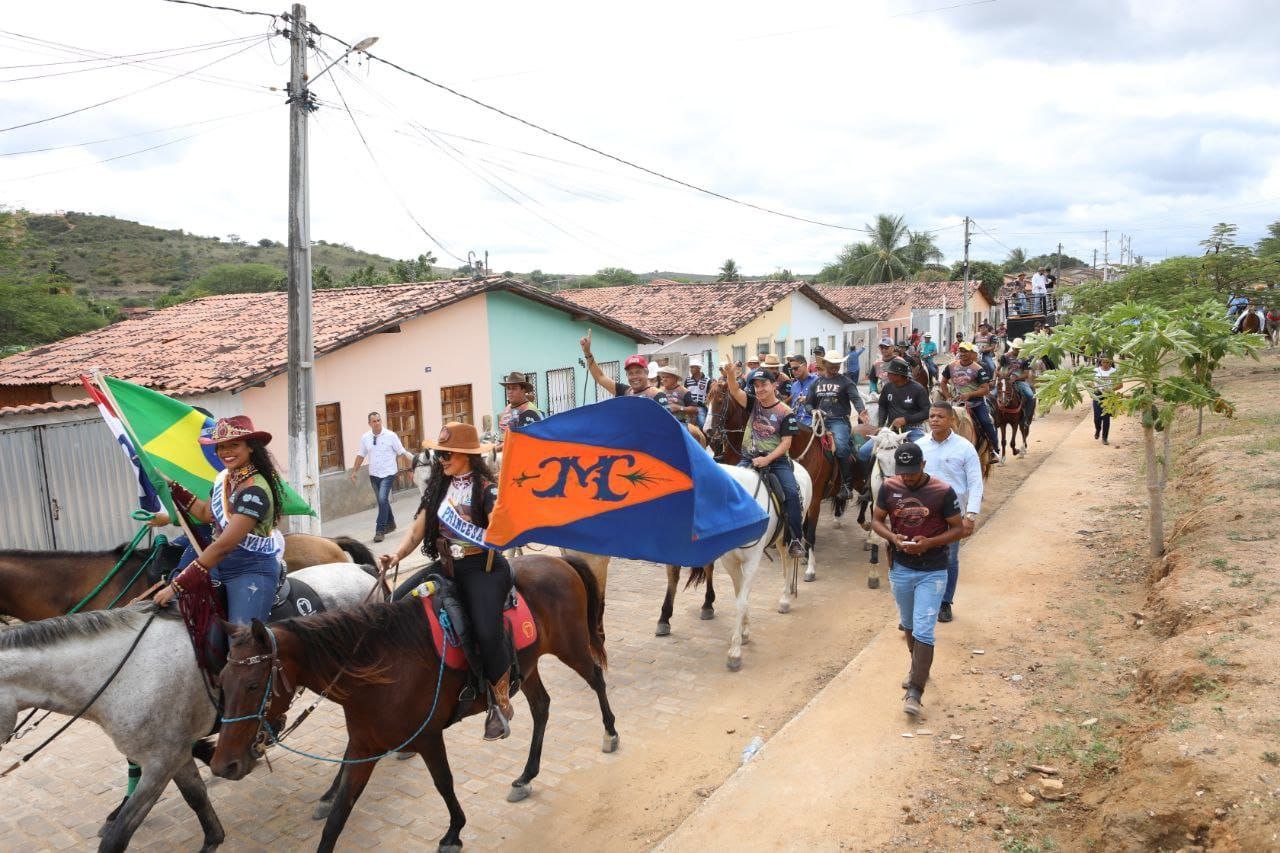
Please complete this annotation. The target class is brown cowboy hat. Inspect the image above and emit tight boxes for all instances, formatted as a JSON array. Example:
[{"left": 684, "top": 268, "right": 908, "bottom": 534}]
[
  {"left": 499, "top": 371, "right": 534, "bottom": 391},
  {"left": 760, "top": 353, "right": 783, "bottom": 368},
  {"left": 424, "top": 422, "right": 494, "bottom": 454},
  {"left": 199, "top": 415, "right": 271, "bottom": 446}
]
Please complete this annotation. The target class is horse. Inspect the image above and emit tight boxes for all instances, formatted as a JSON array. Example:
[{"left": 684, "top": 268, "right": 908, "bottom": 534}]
[
  {"left": 859, "top": 429, "right": 910, "bottom": 588},
  {"left": 209, "top": 552, "right": 616, "bottom": 853},
  {"left": 992, "top": 372, "right": 1031, "bottom": 458},
  {"left": 0, "top": 562, "right": 381, "bottom": 853},
  {"left": 716, "top": 462, "right": 813, "bottom": 670},
  {"left": 0, "top": 534, "right": 376, "bottom": 624},
  {"left": 705, "top": 378, "right": 852, "bottom": 584},
  {"left": 561, "top": 548, "right": 717, "bottom": 639}
]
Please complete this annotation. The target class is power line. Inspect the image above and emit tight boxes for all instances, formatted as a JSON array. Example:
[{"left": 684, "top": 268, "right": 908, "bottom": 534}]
[
  {"left": 158, "top": 0, "right": 280, "bottom": 19},
  {"left": 0, "top": 107, "right": 269, "bottom": 156},
  {"left": 312, "top": 26, "right": 881, "bottom": 235},
  {"left": 0, "top": 34, "right": 263, "bottom": 83},
  {"left": 0, "top": 33, "right": 259, "bottom": 71},
  {"left": 0, "top": 36, "right": 270, "bottom": 134}
]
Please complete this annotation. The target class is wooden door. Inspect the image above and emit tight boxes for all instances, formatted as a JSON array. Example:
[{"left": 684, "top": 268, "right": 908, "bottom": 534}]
[
  {"left": 384, "top": 391, "right": 422, "bottom": 491},
  {"left": 440, "top": 384, "right": 473, "bottom": 425}
]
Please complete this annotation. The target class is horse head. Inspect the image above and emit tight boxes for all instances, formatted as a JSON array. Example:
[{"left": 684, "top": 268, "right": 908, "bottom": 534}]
[
  {"left": 705, "top": 379, "right": 746, "bottom": 456},
  {"left": 870, "top": 428, "right": 909, "bottom": 476},
  {"left": 211, "top": 619, "right": 296, "bottom": 781}
]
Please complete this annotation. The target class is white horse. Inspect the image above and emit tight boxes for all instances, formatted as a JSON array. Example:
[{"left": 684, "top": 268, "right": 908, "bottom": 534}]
[
  {"left": 861, "top": 429, "right": 911, "bottom": 588},
  {"left": 717, "top": 463, "right": 813, "bottom": 671},
  {"left": 0, "top": 562, "right": 379, "bottom": 853}
]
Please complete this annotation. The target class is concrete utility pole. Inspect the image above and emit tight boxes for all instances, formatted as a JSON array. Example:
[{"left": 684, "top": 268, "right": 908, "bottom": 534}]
[
  {"left": 287, "top": 3, "right": 320, "bottom": 533},
  {"left": 1103, "top": 229, "right": 1110, "bottom": 283},
  {"left": 1093, "top": 248, "right": 1097, "bottom": 269},
  {"left": 1055, "top": 241, "right": 1063, "bottom": 275},
  {"left": 961, "top": 216, "right": 971, "bottom": 339}
]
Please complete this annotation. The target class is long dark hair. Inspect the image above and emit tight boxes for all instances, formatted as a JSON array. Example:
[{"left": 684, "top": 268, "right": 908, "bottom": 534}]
[
  {"left": 247, "top": 439, "right": 285, "bottom": 526},
  {"left": 417, "top": 454, "right": 496, "bottom": 559}
]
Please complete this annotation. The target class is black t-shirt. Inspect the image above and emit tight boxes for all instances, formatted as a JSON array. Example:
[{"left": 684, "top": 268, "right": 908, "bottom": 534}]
[
  {"left": 666, "top": 388, "right": 695, "bottom": 422},
  {"left": 877, "top": 379, "right": 930, "bottom": 427},
  {"left": 612, "top": 381, "right": 669, "bottom": 408},
  {"left": 809, "top": 373, "right": 856, "bottom": 419},
  {"left": 876, "top": 474, "right": 961, "bottom": 570},
  {"left": 231, "top": 485, "right": 272, "bottom": 522}
]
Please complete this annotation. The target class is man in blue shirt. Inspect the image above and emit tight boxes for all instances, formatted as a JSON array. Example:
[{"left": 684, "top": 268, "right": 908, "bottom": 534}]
[
  {"left": 787, "top": 354, "right": 820, "bottom": 426},
  {"left": 845, "top": 342, "right": 866, "bottom": 387},
  {"left": 919, "top": 333, "right": 939, "bottom": 382}
]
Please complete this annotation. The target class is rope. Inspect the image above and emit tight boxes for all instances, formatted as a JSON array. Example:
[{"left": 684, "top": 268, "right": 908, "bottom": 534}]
[
  {"left": 1, "top": 613, "right": 157, "bottom": 779},
  {"left": 67, "top": 519, "right": 151, "bottom": 614}
]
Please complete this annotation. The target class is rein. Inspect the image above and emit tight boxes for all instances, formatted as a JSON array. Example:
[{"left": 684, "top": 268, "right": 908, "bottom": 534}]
[
  {"left": 221, "top": 616, "right": 449, "bottom": 766},
  {"left": 1, "top": 612, "right": 158, "bottom": 779},
  {"left": 67, "top": 510, "right": 159, "bottom": 615}
]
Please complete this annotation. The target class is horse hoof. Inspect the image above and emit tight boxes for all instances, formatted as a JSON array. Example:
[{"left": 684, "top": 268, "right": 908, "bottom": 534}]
[
  {"left": 97, "top": 821, "right": 111, "bottom": 839},
  {"left": 700, "top": 608, "right": 715, "bottom": 621},
  {"left": 727, "top": 656, "right": 742, "bottom": 671},
  {"left": 438, "top": 844, "right": 464, "bottom": 853},
  {"left": 655, "top": 623, "right": 671, "bottom": 637},
  {"left": 507, "top": 782, "right": 532, "bottom": 802},
  {"left": 868, "top": 576, "right": 880, "bottom": 589},
  {"left": 803, "top": 571, "right": 816, "bottom": 583},
  {"left": 602, "top": 733, "right": 620, "bottom": 753},
  {"left": 312, "top": 801, "right": 332, "bottom": 821},
  {"left": 777, "top": 601, "right": 791, "bottom": 614},
  {"left": 862, "top": 541, "right": 870, "bottom": 551},
  {"left": 396, "top": 749, "right": 416, "bottom": 761}
]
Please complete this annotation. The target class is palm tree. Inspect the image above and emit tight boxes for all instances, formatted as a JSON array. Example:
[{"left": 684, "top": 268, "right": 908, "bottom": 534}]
[
  {"left": 718, "top": 258, "right": 740, "bottom": 281},
  {"left": 818, "top": 214, "right": 943, "bottom": 285},
  {"left": 1002, "top": 247, "right": 1029, "bottom": 273}
]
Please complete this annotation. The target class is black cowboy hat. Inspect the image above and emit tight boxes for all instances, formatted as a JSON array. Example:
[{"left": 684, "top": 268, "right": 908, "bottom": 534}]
[
  {"left": 499, "top": 371, "right": 534, "bottom": 391},
  {"left": 886, "top": 358, "right": 911, "bottom": 377}
]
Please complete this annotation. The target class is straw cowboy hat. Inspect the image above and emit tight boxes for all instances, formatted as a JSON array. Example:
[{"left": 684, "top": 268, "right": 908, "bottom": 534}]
[
  {"left": 760, "top": 353, "right": 783, "bottom": 369},
  {"left": 425, "top": 422, "right": 494, "bottom": 455},
  {"left": 655, "top": 364, "right": 683, "bottom": 378},
  {"left": 199, "top": 415, "right": 271, "bottom": 446},
  {"left": 818, "top": 352, "right": 848, "bottom": 366},
  {"left": 1008, "top": 338, "right": 1026, "bottom": 349},
  {"left": 499, "top": 371, "right": 534, "bottom": 391}
]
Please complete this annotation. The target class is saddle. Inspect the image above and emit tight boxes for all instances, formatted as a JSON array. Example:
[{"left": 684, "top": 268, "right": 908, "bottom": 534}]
[
  {"left": 418, "top": 574, "right": 538, "bottom": 673},
  {"left": 148, "top": 542, "right": 190, "bottom": 587}
]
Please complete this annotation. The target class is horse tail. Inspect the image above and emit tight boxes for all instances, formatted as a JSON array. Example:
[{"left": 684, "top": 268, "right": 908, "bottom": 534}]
[
  {"left": 560, "top": 554, "right": 608, "bottom": 669},
  {"left": 333, "top": 536, "right": 378, "bottom": 573},
  {"left": 684, "top": 564, "right": 708, "bottom": 590}
]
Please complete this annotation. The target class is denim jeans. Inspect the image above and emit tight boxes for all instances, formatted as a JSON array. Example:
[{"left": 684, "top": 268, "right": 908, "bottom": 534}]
[
  {"left": 890, "top": 562, "right": 947, "bottom": 646},
  {"left": 370, "top": 474, "right": 396, "bottom": 533},
  {"left": 923, "top": 357, "right": 938, "bottom": 381},
  {"left": 943, "top": 540, "right": 960, "bottom": 604},
  {"left": 215, "top": 547, "right": 281, "bottom": 625},
  {"left": 967, "top": 400, "right": 1001, "bottom": 455},
  {"left": 826, "top": 417, "right": 853, "bottom": 458},
  {"left": 980, "top": 354, "right": 997, "bottom": 376},
  {"left": 1014, "top": 380, "right": 1036, "bottom": 420},
  {"left": 856, "top": 426, "right": 924, "bottom": 462},
  {"left": 738, "top": 457, "right": 803, "bottom": 542},
  {"left": 1092, "top": 398, "right": 1111, "bottom": 440}
]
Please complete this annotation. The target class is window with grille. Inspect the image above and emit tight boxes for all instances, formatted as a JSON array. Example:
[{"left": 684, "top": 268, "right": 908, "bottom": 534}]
[
  {"left": 546, "top": 367, "right": 576, "bottom": 415},
  {"left": 828, "top": 335, "right": 836, "bottom": 351},
  {"left": 440, "top": 385, "right": 473, "bottom": 425},
  {"left": 702, "top": 350, "right": 714, "bottom": 372},
  {"left": 519, "top": 370, "right": 539, "bottom": 405},
  {"left": 593, "top": 360, "right": 620, "bottom": 401},
  {"left": 809, "top": 337, "right": 819, "bottom": 354},
  {"left": 316, "top": 403, "right": 344, "bottom": 473},
  {"left": 774, "top": 339, "right": 785, "bottom": 358},
  {"left": 756, "top": 337, "right": 770, "bottom": 356}
]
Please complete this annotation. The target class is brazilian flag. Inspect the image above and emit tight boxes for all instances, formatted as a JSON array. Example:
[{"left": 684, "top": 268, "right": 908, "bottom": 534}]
[{"left": 101, "top": 376, "right": 315, "bottom": 517}]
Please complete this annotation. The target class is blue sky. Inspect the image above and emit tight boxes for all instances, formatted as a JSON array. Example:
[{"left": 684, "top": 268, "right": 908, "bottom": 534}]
[{"left": 3, "top": 0, "right": 1278, "bottom": 274}]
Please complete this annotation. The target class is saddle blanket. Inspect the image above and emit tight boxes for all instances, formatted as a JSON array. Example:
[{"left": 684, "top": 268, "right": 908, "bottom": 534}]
[{"left": 421, "top": 591, "right": 538, "bottom": 671}]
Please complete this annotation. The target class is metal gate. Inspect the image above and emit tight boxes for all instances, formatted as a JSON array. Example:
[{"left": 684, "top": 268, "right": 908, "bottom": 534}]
[
  {"left": 546, "top": 367, "right": 576, "bottom": 415},
  {"left": 0, "top": 420, "right": 142, "bottom": 550}
]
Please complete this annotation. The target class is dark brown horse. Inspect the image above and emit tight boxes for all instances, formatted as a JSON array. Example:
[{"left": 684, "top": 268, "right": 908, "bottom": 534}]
[
  {"left": 992, "top": 372, "right": 1031, "bottom": 457},
  {"left": 706, "top": 378, "right": 857, "bottom": 583},
  {"left": 0, "top": 534, "right": 377, "bottom": 623},
  {"left": 211, "top": 553, "right": 616, "bottom": 853}
]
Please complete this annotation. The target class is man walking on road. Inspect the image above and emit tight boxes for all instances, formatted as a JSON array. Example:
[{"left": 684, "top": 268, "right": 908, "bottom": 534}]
[
  {"left": 917, "top": 401, "right": 984, "bottom": 623},
  {"left": 872, "top": 442, "right": 965, "bottom": 717},
  {"left": 350, "top": 411, "right": 413, "bottom": 542}
]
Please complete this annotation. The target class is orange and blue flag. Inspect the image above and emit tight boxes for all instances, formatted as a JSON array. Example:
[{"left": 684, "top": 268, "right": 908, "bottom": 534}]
[{"left": 485, "top": 396, "right": 766, "bottom": 564}]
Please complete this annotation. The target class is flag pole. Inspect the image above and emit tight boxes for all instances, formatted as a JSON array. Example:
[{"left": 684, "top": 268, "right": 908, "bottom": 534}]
[{"left": 91, "top": 369, "right": 205, "bottom": 557}]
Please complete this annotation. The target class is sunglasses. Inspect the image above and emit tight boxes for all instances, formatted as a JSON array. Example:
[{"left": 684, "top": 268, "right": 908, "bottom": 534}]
[{"left": 436, "top": 450, "right": 453, "bottom": 461}]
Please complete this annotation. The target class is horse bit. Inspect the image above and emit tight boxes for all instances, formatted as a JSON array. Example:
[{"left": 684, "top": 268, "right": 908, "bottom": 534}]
[{"left": 220, "top": 626, "right": 294, "bottom": 758}]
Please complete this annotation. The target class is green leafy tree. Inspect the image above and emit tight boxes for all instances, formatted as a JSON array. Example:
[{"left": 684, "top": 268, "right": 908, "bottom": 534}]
[
  {"left": 948, "top": 259, "right": 1003, "bottom": 301},
  {"left": 1001, "top": 247, "right": 1029, "bottom": 273},
  {"left": 312, "top": 265, "right": 335, "bottom": 289},
  {"left": 816, "top": 214, "right": 943, "bottom": 284},
  {"left": 718, "top": 259, "right": 740, "bottom": 282},
  {"left": 766, "top": 268, "right": 794, "bottom": 281},
  {"left": 346, "top": 263, "right": 388, "bottom": 287},
  {"left": 190, "top": 263, "right": 284, "bottom": 294},
  {"left": 1257, "top": 220, "right": 1280, "bottom": 258},
  {"left": 1067, "top": 257, "right": 1215, "bottom": 315},
  {"left": 1022, "top": 301, "right": 1261, "bottom": 556}
]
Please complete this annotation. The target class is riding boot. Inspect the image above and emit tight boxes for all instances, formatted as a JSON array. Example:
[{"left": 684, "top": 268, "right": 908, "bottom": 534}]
[
  {"left": 903, "top": 641, "right": 935, "bottom": 717},
  {"left": 901, "top": 632, "right": 915, "bottom": 690},
  {"left": 838, "top": 457, "right": 854, "bottom": 501},
  {"left": 492, "top": 672, "right": 515, "bottom": 721}
]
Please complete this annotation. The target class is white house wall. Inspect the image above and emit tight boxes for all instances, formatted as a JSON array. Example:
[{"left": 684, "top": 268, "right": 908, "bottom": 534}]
[{"left": 788, "top": 292, "right": 851, "bottom": 356}]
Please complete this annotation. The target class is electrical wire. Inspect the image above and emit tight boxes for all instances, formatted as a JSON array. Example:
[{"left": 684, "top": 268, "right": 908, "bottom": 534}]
[
  {"left": 0, "top": 36, "right": 270, "bottom": 134},
  {"left": 158, "top": 0, "right": 280, "bottom": 20},
  {"left": 0, "top": 34, "right": 263, "bottom": 84},
  {"left": 0, "top": 33, "right": 260, "bottom": 71},
  {"left": 0, "top": 107, "right": 269, "bottom": 156}
]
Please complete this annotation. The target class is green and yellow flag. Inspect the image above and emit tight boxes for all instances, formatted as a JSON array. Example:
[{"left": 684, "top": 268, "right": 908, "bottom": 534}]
[{"left": 101, "top": 375, "right": 315, "bottom": 517}]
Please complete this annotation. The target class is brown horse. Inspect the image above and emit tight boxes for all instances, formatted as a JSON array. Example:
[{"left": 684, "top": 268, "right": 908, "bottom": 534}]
[
  {"left": 992, "top": 372, "right": 1031, "bottom": 457},
  {"left": 705, "top": 379, "right": 853, "bottom": 584},
  {"left": 0, "top": 534, "right": 377, "bottom": 623},
  {"left": 211, "top": 553, "right": 616, "bottom": 853}
]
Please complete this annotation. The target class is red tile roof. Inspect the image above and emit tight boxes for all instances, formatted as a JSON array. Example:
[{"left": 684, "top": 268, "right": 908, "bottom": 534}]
[
  {"left": 0, "top": 277, "right": 655, "bottom": 396},
  {"left": 0, "top": 398, "right": 93, "bottom": 417},
  {"left": 556, "top": 280, "right": 854, "bottom": 337},
  {"left": 812, "top": 284, "right": 911, "bottom": 321}
]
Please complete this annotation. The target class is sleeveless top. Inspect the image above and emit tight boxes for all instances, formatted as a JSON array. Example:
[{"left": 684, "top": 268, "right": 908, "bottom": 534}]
[{"left": 210, "top": 469, "right": 282, "bottom": 557}]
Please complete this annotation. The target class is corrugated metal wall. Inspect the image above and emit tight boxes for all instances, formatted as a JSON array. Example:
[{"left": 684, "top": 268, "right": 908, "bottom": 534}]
[
  {"left": 0, "top": 419, "right": 142, "bottom": 551},
  {"left": 0, "top": 427, "right": 53, "bottom": 549}
]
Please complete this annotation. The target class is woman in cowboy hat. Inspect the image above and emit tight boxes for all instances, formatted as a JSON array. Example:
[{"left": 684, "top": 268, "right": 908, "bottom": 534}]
[
  {"left": 379, "top": 422, "right": 516, "bottom": 741},
  {"left": 153, "top": 416, "right": 286, "bottom": 628},
  {"left": 497, "top": 371, "right": 543, "bottom": 452}
]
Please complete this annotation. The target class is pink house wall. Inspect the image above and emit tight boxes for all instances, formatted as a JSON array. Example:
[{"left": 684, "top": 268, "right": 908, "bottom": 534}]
[{"left": 240, "top": 295, "right": 493, "bottom": 476}]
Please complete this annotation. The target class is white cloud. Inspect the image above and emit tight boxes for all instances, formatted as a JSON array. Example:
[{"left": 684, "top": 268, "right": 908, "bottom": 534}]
[{"left": 2, "top": 0, "right": 1279, "bottom": 276}]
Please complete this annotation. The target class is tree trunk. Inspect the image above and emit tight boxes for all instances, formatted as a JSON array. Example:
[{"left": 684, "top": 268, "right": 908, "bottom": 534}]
[
  {"left": 1143, "top": 423, "right": 1165, "bottom": 557},
  {"left": 1196, "top": 406, "right": 1204, "bottom": 436},
  {"left": 1159, "top": 422, "right": 1173, "bottom": 490}
]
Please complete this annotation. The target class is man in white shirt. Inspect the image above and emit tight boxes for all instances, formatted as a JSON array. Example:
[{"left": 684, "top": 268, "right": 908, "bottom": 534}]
[
  {"left": 916, "top": 401, "right": 984, "bottom": 623},
  {"left": 349, "top": 411, "right": 413, "bottom": 542}
]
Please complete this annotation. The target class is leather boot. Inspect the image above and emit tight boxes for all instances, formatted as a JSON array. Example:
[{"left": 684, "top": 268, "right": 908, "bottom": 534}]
[
  {"left": 838, "top": 457, "right": 854, "bottom": 501},
  {"left": 906, "top": 630, "right": 916, "bottom": 691},
  {"left": 483, "top": 704, "right": 510, "bottom": 741},
  {"left": 903, "top": 641, "right": 935, "bottom": 717},
  {"left": 492, "top": 673, "right": 515, "bottom": 721}
]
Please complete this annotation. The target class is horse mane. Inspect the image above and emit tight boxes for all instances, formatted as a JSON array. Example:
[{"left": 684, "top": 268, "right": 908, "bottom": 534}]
[
  {"left": 0, "top": 602, "right": 165, "bottom": 651},
  {"left": 277, "top": 598, "right": 436, "bottom": 694},
  {"left": 0, "top": 544, "right": 133, "bottom": 561}
]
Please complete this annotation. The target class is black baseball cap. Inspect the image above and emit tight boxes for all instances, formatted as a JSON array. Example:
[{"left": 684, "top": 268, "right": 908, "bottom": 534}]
[
  {"left": 811, "top": 344, "right": 826, "bottom": 356},
  {"left": 894, "top": 442, "right": 924, "bottom": 473}
]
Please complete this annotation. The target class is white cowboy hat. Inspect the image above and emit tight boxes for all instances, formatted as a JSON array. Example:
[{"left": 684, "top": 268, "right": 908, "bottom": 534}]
[
  {"left": 655, "top": 364, "right": 683, "bottom": 378},
  {"left": 647, "top": 362, "right": 659, "bottom": 380},
  {"left": 1009, "top": 337, "right": 1025, "bottom": 348},
  {"left": 817, "top": 352, "right": 848, "bottom": 366}
]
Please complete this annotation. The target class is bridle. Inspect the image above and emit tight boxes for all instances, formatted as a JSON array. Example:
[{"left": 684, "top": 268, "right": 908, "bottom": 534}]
[{"left": 220, "top": 626, "right": 294, "bottom": 757}]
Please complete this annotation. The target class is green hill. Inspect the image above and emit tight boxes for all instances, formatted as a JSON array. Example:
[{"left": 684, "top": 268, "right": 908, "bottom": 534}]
[{"left": 18, "top": 211, "right": 405, "bottom": 302}]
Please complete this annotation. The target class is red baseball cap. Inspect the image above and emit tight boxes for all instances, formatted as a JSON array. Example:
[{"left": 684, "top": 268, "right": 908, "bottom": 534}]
[{"left": 624, "top": 354, "right": 648, "bottom": 370}]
